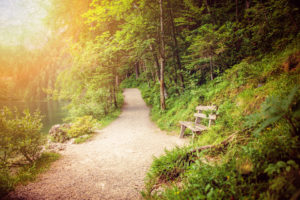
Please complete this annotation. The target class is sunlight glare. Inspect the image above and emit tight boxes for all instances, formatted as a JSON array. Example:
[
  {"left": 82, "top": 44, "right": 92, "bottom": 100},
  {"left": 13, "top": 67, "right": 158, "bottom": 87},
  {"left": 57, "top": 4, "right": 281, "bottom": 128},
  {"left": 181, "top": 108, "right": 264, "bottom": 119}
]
[{"left": 0, "top": 0, "right": 50, "bottom": 49}]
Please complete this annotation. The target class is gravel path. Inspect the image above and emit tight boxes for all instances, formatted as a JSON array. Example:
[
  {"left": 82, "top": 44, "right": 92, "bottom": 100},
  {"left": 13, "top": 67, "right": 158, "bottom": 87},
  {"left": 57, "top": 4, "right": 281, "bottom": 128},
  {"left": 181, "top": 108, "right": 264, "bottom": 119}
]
[{"left": 7, "top": 88, "right": 186, "bottom": 200}]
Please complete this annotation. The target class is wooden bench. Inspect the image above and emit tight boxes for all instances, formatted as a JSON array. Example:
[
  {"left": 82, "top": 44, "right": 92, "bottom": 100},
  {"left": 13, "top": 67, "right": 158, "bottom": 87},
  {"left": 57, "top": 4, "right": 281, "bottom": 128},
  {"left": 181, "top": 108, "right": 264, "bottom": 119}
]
[{"left": 179, "top": 105, "right": 217, "bottom": 138}]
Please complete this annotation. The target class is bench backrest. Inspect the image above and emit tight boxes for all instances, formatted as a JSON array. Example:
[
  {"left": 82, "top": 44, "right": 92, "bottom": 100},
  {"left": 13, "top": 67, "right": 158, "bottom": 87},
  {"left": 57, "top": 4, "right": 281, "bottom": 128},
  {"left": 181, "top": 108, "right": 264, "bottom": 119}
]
[{"left": 194, "top": 105, "right": 217, "bottom": 127}]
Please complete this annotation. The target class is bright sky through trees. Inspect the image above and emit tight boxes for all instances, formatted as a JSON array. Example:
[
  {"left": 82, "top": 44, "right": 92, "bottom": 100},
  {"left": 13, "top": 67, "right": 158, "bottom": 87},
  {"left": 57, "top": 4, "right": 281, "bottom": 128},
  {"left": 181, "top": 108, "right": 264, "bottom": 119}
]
[{"left": 0, "top": 0, "right": 49, "bottom": 49}]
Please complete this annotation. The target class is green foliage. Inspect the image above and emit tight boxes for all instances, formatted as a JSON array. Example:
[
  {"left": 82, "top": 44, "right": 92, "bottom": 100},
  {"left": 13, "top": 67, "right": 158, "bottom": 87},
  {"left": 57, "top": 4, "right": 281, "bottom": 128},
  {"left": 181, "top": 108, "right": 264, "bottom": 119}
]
[
  {"left": 245, "top": 86, "right": 299, "bottom": 136},
  {"left": 16, "top": 152, "right": 60, "bottom": 184},
  {"left": 49, "top": 123, "right": 71, "bottom": 143},
  {"left": 73, "top": 135, "right": 93, "bottom": 144},
  {"left": 0, "top": 152, "right": 60, "bottom": 198},
  {"left": 98, "top": 108, "right": 122, "bottom": 128},
  {"left": 0, "top": 107, "right": 44, "bottom": 166},
  {"left": 0, "top": 167, "right": 15, "bottom": 197},
  {"left": 44, "top": 0, "right": 300, "bottom": 198},
  {"left": 141, "top": 46, "right": 300, "bottom": 199},
  {"left": 144, "top": 127, "right": 300, "bottom": 199},
  {"left": 66, "top": 116, "right": 99, "bottom": 138},
  {"left": 0, "top": 107, "right": 51, "bottom": 197},
  {"left": 50, "top": 108, "right": 122, "bottom": 144},
  {"left": 150, "top": 147, "right": 190, "bottom": 181},
  {"left": 120, "top": 75, "right": 140, "bottom": 88},
  {"left": 54, "top": 36, "right": 124, "bottom": 121},
  {"left": 50, "top": 116, "right": 101, "bottom": 143},
  {"left": 264, "top": 160, "right": 298, "bottom": 177}
]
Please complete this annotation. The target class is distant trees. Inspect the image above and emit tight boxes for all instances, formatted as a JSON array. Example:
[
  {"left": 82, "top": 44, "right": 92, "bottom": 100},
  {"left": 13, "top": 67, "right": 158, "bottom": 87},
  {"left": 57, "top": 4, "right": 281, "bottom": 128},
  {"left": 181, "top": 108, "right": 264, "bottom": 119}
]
[
  {"left": 1, "top": 0, "right": 298, "bottom": 109},
  {"left": 0, "top": 44, "right": 63, "bottom": 101},
  {"left": 50, "top": 0, "right": 299, "bottom": 113}
]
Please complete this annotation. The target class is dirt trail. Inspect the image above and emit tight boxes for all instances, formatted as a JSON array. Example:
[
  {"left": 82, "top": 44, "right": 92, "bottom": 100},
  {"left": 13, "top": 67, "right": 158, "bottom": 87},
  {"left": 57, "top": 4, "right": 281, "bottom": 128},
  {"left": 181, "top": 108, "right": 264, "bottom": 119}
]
[{"left": 7, "top": 88, "right": 186, "bottom": 200}]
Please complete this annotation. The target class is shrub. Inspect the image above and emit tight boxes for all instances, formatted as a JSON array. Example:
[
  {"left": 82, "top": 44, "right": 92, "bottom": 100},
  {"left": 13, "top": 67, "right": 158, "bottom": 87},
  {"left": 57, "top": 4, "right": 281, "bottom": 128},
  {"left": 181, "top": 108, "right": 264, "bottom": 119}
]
[
  {"left": 0, "top": 107, "right": 46, "bottom": 198},
  {"left": 66, "top": 115, "right": 99, "bottom": 138},
  {"left": 0, "top": 167, "right": 15, "bottom": 197},
  {"left": 0, "top": 107, "right": 44, "bottom": 166},
  {"left": 0, "top": 152, "right": 60, "bottom": 198},
  {"left": 120, "top": 75, "right": 140, "bottom": 88},
  {"left": 49, "top": 123, "right": 72, "bottom": 143}
]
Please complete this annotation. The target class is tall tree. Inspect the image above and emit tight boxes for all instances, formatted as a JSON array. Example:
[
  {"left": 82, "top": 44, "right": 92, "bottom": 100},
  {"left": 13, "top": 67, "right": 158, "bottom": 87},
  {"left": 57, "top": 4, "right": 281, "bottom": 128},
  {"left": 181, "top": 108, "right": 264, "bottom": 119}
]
[
  {"left": 159, "top": 0, "right": 166, "bottom": 110},
  {"left": 167, "top": 0, "right": 184, "bottom": 89}
]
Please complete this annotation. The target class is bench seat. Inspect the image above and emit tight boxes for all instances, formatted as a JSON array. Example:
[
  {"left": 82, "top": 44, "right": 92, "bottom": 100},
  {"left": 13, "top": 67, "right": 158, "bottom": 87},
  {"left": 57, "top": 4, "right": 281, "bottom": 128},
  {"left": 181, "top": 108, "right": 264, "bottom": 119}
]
[
  {"left": 179, "top": 105, "right": 216, "bottom": 139},
  {"left": 179, "top": 121, "right": 208, "bottom": 132}
]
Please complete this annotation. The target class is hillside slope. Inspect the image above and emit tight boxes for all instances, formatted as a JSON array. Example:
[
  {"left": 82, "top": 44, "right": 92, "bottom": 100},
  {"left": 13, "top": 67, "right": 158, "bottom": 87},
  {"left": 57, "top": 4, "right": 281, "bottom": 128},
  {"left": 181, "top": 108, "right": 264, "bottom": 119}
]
[{"left": 122, "top": 42, "right": 300, "bottom": 199}]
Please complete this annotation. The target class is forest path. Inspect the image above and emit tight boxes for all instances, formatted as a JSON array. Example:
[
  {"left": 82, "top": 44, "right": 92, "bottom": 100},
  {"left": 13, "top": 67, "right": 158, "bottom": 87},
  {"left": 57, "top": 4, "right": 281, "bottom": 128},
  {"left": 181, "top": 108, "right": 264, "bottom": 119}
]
[{"left": 7, "top": 88, "right": 186, "bottom": 200}]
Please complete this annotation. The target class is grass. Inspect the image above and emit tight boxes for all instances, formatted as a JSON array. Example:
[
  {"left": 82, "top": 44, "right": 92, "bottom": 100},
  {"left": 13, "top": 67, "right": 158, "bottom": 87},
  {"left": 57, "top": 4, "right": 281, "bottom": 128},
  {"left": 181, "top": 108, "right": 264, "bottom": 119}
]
[
  {"left": 74, "top": 134, "right": 93, "bottom": 144},
  {"left": 123, "top": 44, "right": 300, "bottom": 199},
  {"left": 17, "top": 152, "right": 61, "bottom": 184},
  {"left": 0, "top": 152, "right": 60, "bottom": 198},
  {"left": 98, "top": 108, "right": 122, "bottom": 129},
  {"left": 73, "top": 103, "right": 123, "bottom": 144}
]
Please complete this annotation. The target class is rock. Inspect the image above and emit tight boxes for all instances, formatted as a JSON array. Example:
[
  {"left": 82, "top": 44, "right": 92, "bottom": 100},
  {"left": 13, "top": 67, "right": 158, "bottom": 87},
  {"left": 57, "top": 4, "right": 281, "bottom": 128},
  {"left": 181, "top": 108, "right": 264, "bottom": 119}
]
[
  {"left": 151, "top": 186, "right": 165, "bottom": 196},
  {"left": 58, "top": 145, "right": 66, "bottom": 151},
  {"left": 49, "top": 123, "right": 72, "bottom": 143},
  {"left": 66, "top": 138, "right": 75, "bottom": 145},
  {"left": 47, "top": 142, "right": 66, "bottom": 153}
]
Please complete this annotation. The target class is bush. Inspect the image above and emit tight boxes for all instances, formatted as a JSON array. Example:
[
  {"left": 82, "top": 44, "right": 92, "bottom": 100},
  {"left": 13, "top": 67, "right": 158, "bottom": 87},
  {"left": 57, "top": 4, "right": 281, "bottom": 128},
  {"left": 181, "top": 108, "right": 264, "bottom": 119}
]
[
  {"left": 66, "top": 116, "right": 99, "bottom": 138},
  {"left": 49, "top": 116, "right": 99, "bottom": 143},
  {"left": 120, "top": 75, "right": 140, "bottom": 88},
  {"left": 0, "top": 107, "right": 44, "bottom": 166},
  {"left": 64, "top": 87, "right": 124, "bottom": 121},
  {"left": 0, "top": 167, "right": 15, "bottom": 197},
  {"left": 0, "top": 152, "right": 60, "bottom": 198},
  {"left": 49, "top": 123, "right": 72, "bottom": 143},
  {"left": 0, "top": 107, "right": 46, "bottom": 198}
]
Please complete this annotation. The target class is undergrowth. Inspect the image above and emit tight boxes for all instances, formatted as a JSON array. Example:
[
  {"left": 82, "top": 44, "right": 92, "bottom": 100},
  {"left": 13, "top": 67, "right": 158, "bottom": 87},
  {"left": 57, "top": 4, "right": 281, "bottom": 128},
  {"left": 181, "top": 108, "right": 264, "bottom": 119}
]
[
  {"left": 123, "top": 44, "right": 300, "bottom": 199},
  {"left": 73, "top": 108, "right": 122, "bottom": 144},
  {"left": 0, "top": 152, "right": 60, "bottom": 198}
]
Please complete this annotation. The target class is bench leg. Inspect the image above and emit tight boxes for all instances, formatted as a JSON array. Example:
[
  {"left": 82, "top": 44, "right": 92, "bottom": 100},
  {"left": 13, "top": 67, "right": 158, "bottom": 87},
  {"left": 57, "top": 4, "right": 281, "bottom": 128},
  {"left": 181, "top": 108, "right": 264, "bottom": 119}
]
[
  {"left": 179, "top": 125, "right": 186, "bottom": 138},
  {"left": 192, "top": 131, "right": 195, "bottom": 141},
  {"left": 192, "top": 131, "right": 201, "bottom": 142}
]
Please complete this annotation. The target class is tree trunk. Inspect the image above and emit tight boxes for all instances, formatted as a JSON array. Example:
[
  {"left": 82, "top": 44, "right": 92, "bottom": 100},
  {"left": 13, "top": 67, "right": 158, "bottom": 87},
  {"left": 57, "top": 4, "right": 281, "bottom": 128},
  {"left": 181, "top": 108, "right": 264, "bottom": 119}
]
[
  {"left": 147, "top": 35, "right": 161, "bottom": 82},
  {"left": 112, "top": 62, "right": 118, "bottom": 108},
  {"left": 245, "top": 0, "right": 250, "bottom": 9},
  {"left": 154, "top": 55, "right": 160, "bottom": 81},
  {"left": 159, "top": 0, "right": 166, "bottom": 110},
  {"left": 205, "top": 0, "right": 216, "bottom": 24},
  {"left": 168, "top": 0, "right": 184, "bottom": 89},
  {"left": 115, "top": 74, "right": 119, "bottom": 86},
  {"left": 113, "top": 85, "right": 117, "bottom": 108},
  {"left": 205, "top": 0, "right": 211, "bottom": 14},
  {"left": 210, "top": 56, "right": 214, "bottom": 80},
  {"left": 135, "top": 62, "right": 139, "bottom": 80},
  {"left": 235, "top": 0, "right": 239, "bottom": 22},
  {"left": 150, "top": 67, "right": 156, "bottom": 82},
  {"left": 141, "top": 60, "right": 147, "bottom": 72}
]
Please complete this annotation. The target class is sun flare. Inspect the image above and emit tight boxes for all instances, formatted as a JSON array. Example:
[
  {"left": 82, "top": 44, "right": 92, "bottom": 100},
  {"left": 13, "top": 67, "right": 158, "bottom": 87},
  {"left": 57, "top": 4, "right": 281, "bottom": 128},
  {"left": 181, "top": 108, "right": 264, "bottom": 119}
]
[{"left": 0, "top": 0, "right": 49, "bottom": 48}]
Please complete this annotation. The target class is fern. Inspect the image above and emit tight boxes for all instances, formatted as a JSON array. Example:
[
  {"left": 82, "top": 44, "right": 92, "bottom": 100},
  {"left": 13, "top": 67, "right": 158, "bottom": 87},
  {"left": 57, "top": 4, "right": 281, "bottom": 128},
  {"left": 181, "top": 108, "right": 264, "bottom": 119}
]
[{"left": 246, "top": 86, "right": 299, "bottom": 136}]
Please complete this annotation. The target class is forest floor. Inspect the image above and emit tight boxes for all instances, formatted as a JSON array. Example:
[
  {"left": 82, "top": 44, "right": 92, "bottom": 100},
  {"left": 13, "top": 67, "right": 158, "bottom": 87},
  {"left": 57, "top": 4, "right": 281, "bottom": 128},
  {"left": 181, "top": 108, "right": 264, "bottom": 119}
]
[{"left": 6, "top": 88, "right": 186, "bottom": 200}]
